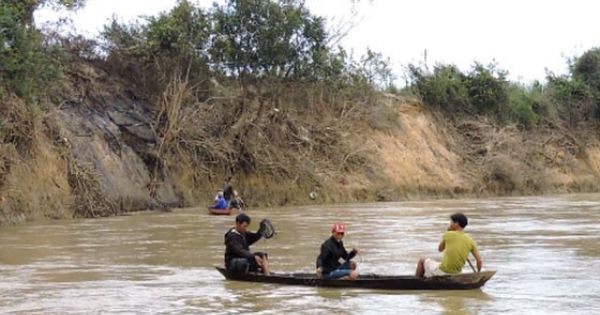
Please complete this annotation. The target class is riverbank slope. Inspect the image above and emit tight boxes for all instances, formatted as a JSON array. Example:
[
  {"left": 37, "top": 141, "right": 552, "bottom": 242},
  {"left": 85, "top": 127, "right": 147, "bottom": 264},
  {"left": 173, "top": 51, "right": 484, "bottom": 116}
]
[{"left": 1, "top": 60, "right": 599, "bottom": 225}]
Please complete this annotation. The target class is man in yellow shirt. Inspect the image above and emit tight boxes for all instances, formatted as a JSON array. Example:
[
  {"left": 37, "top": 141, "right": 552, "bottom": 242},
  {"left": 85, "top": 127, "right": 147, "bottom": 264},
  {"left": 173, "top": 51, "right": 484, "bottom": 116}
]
[{"left": 416, "top": 213, "right": 483, "bottom": 278}]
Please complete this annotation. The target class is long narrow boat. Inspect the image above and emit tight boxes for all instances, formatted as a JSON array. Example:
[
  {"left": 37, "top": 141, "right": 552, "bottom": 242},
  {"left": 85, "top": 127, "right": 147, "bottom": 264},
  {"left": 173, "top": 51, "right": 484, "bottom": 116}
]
[
  {"left": 215, "top": 267, "right": 495, "bottom": 290},
  {"left": 207, "top": 207, "right": 239, "bottom": 215}
]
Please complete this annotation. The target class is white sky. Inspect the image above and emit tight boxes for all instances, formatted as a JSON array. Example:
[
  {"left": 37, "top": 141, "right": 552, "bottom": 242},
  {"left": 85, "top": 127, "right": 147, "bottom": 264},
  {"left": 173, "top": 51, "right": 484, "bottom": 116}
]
[{"left": 36, "top": 0, "right": 600, "bottom": 84}]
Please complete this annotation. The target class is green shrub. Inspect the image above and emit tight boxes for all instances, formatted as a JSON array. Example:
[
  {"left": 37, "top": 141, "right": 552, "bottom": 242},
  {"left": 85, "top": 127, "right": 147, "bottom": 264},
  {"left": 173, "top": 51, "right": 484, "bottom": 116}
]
[
  {"left": 407, "top": 63, "right": 470, "bottom": 112},
  {"left": 1, "top": 3, "right": 47, "bottom": 98},
  {"left": 409, "top": 62, "right": 544, "bottom": 126},
  {"left": 101, "top": 0, "right": 210, "bottom": 99},
  {"left": 569, "top": 48, "right": 600, "bottom": 121},
  {"left": 526, "top": 81, "right": 556, "bottom": 118},
  {"left": 466, "top": 63, "right": 509, "bottom": 116},
  {"left": 349, "top": 49, "right": 396, "bottom": 90},
  {"left": 506, "top": 84, "right": 538, "bottom": 128},
  {"left": 547, "top": 75, "right": 595, "bottom": 126},
  {"left": 572, "top": 48, "right": 600, "bottom": 91}
]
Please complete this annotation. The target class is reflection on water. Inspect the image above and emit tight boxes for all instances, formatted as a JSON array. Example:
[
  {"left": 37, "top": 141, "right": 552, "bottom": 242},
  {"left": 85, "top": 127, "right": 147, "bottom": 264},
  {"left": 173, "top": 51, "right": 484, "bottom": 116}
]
[{"left": 0, "top": 194, "right": 599, "bottom": 314}]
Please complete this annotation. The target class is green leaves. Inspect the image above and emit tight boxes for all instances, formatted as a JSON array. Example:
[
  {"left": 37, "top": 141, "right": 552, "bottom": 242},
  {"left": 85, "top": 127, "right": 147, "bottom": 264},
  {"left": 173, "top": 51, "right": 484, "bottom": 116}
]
[
  {"left": 466, "top": 63, "right": 508, "bottom": 115},
  {"left": 408, "top": 62, "right": 544, "bottom": 128},
  {"left": 544, "top": 47, "right": 600, "bottom": 125},
  {"left": 572, "top": 48, "right": 600, "bottom": 91},
  {"left": 146, "top": 0, "right": 209, "bottom": 56},
  {"left": 1, "top": 2, "right": 55, "bottom": 98},
  {"left": 408, "top": 64, "right": 469, "bottom": 112},
  {"left": 210, "top": 0, "right": 329, "bottom": 79},
  {"left": 100, "top": 0, "right": 364, "bottom": 88}
]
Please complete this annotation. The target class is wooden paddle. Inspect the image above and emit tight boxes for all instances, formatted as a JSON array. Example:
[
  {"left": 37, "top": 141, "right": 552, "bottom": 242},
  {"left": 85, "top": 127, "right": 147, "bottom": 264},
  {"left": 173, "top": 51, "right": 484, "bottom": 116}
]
[{"left": 467, "top": 257, "right": 477, "bottom": 273}]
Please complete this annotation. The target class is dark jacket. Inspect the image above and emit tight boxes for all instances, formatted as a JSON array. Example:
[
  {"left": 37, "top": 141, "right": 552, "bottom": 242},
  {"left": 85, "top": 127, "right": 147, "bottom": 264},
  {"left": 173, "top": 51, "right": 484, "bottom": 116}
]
[
  {"left": 224, "top": 228, "right": 262, "bottom": 267},
  {"left": 223, "top": 184, "right": 234, "bottom": 202},
  {"left": 316, "top": 236, "right": 357, "bottom": 274}
]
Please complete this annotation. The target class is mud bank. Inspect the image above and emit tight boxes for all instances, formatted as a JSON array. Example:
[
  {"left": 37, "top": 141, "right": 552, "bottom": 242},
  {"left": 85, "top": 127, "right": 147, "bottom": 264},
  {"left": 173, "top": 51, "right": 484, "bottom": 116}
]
[{"left": 1, "top": 71, "right": 599, "bottom": 225}]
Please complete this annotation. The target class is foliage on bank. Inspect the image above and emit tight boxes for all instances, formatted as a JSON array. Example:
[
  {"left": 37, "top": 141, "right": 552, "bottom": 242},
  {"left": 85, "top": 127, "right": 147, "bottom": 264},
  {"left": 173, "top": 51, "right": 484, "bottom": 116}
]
[
  {"left": 407, "top": 50, "right": 600, "bottom": 129},
  {"left": 96, "top": 0, "right": 398, "bottom": 191},
  {"left": 1, "top": 0, "right": 600, "bottom": 224}
]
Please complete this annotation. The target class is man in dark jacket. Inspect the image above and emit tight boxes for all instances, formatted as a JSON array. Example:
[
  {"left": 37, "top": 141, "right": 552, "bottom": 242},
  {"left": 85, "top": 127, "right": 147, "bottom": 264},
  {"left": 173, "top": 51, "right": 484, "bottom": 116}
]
[
  {"left": 223, "top": 183, "right": 234, "bottom": 206},
  {"left": 316, "top": 223, "right": 359, "bottom": 280},
  {"left": 224, "top": 213, "right": 270, "bottom": 275}
]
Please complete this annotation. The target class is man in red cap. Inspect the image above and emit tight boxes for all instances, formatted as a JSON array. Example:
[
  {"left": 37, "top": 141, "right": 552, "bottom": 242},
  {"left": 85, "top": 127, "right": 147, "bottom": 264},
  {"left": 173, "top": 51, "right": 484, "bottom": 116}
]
[{"left": 316, "top": 223, "right": 360, "bottom": 280}]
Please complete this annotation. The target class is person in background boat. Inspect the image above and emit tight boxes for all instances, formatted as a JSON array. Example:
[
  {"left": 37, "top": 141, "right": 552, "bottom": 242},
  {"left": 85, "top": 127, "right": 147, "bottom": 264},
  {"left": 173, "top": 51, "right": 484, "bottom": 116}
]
[
  {"left": 212, "top": 191, "right": 228, "bottom": 209},
  {"left": 224, "top": 213, "right": 270, "bottom": 275},
  {"left": 223, "top": 183, "right": 234, "bottom": 207},
  {"left": 316, "top": 223, "right": 360, "bottom": 280},
  {"left": 416, "top": 213, "right": 482, "bottom": 278},
  {"left": 229, "top": 190, "right": 245, "bottom": 210}
]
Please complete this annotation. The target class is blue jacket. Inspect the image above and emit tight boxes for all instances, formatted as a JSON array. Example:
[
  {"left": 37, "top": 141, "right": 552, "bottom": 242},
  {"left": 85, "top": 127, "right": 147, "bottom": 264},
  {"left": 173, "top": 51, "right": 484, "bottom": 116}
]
[{"left": 213, "top": 197, "right": 228, "bottom": 209}]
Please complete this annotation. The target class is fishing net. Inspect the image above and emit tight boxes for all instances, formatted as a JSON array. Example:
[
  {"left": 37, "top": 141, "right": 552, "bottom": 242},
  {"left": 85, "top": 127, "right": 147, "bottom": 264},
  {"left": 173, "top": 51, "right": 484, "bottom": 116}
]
[{"left": 258, "top": 218, "right": 276, "bottom": 239}]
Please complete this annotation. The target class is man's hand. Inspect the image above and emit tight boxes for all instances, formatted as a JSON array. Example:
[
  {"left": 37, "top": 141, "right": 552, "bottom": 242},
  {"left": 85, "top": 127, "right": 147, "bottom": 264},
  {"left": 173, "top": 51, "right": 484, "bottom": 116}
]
[
  {"left": 352, "top": 248, "right": 360, "bottom": 255},
  {"left": 316, "top": 267, "right": 323, "bottom": 279}
]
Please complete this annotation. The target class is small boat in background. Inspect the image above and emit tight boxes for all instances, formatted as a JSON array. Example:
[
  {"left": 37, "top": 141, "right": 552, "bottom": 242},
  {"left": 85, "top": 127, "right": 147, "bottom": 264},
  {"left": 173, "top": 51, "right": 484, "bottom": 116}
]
[
  {"left": 215, "top": 267, "right": 495, "bottom": 290},
  {"left": 208, "top": 207, "right": 239, "bottom": 215}
]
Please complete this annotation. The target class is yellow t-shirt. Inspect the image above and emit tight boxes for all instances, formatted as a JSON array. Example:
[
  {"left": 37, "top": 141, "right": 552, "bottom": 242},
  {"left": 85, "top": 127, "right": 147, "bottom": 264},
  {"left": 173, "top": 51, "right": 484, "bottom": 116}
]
[{"left": 439, "top": 231, "right": 478, "bottom": 274}]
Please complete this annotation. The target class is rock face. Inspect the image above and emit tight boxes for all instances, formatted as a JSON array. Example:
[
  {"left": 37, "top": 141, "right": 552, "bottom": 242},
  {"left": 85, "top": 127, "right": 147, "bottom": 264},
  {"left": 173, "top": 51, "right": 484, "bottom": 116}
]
[{"left": 57, "top": 100, "right": 180, "bottom": 212}]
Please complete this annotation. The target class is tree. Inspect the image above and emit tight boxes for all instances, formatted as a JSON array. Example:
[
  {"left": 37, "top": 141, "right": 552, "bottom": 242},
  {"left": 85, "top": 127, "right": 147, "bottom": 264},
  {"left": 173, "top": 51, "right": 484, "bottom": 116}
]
[
  {"left": 145, "top": 0, "right": 210, "bottom": 57},
  {"left": 209, "top": 0, "right": 329, "bottom": 80},
  {"left": 548, "top": 48, "right": 600, "bottom": 123},
  {"left": 353, "top": 49, "right": 395, "bottom": 90},
  {"left": 0, "top": 0, "right": 85, "bottom": 97},
  {"left": 5, "top": 0, "right": 85, "bottom": 26},
  {"left": 466, "top": 63, "right": 509, "bottom": 115},
  {"left": 572, "top": 48, "right": 600, "bottom": 91},
  {"left": 407, "top": 63, "right": 470, "bottom": 112},
  {"left": 101, "top": 0, "right": 211, "bottom": 99},
  {"left": 547, "top": 75, "right": 595, "bottom": 126}
]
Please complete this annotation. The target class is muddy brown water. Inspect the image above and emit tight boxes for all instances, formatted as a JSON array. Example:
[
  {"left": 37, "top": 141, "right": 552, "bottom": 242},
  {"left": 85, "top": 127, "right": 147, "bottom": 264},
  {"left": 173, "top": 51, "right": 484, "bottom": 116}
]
[{"left": 1, "top": 194, "right": 599, "bottom": 314}]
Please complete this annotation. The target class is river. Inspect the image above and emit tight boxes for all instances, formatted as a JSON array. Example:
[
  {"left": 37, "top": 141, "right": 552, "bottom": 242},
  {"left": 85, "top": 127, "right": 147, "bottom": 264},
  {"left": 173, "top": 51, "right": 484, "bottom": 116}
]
[{"left": 0, "top": 194, "right": 599, "bottom": 314}]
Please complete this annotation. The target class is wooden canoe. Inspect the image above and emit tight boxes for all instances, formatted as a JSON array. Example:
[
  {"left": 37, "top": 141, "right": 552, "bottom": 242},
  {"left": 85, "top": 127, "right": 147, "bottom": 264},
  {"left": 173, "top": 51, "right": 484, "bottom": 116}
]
[
  {"left": 207, "top": 207, "right": 238, "bottom": 215},
  {"left": 215, "top": 267, "right": 495, "bottom": 290}
]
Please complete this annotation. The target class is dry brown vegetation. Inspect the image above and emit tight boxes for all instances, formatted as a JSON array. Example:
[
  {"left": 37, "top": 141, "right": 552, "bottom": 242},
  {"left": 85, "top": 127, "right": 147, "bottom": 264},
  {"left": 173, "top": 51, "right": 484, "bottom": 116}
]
[
  {"left": 365, "top": 100, "right": 600, "bottom": 200},
  {"left": 1, "top": 57, "right": 600, "bottom": 225},
  {"left": 152, "top": 72, "right": 396, "bottom": 206},
  {"left": 0, "top": 93, "right": 74, "bottom": 223}
]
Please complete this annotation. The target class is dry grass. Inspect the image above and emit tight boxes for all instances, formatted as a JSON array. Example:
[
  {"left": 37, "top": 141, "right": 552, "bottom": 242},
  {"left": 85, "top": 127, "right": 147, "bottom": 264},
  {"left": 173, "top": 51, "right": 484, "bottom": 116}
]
[
  {"left": 0, "top": 93, "right": 36, "bottom": 155},
  {"left": 0, "top": 92, "right": 74, "bottom": 224},
  {"left": 364, "top": 101, "right": 600, "bottom": 199},
  {"left": 0, "top": 137, "right": 73, "bottom": 224},
  {"left": 0, "top": 91, "right": 119, "bottom": 224},
  {"left": 158, "top": 80, "right": 387, "bottom": 204},
  {"left": 67, "top": 159, "right": 118, "bottom": 218}
]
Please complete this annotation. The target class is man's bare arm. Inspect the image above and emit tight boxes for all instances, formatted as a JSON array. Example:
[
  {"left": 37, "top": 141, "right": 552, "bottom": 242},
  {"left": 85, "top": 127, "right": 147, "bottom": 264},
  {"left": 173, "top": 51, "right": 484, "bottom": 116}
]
[
  {"left": 438, "top": 239, "right": 445, "bottom": 252},
  {"left": 472, "top": 250, "right": 482, "bottom": 272}
]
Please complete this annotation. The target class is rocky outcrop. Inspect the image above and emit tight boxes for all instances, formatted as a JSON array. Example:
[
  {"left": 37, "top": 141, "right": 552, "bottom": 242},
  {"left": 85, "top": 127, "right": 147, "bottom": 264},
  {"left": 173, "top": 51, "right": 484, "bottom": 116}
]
[{"left": 55, "top": 101, "right": 181, "bottom": 212}]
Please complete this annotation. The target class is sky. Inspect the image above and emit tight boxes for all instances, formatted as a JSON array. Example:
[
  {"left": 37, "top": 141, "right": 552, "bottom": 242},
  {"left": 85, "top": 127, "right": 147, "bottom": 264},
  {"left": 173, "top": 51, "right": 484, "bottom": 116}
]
[{"left": 35, "top": 0, "right": 600, "bottom": 85}]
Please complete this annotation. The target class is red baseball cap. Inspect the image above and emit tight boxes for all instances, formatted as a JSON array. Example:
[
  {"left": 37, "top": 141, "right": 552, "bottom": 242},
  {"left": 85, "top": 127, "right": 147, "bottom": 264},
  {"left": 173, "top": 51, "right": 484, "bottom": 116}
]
[{"left": 332, "top": 223, "right": 346, "bottom": 233}]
